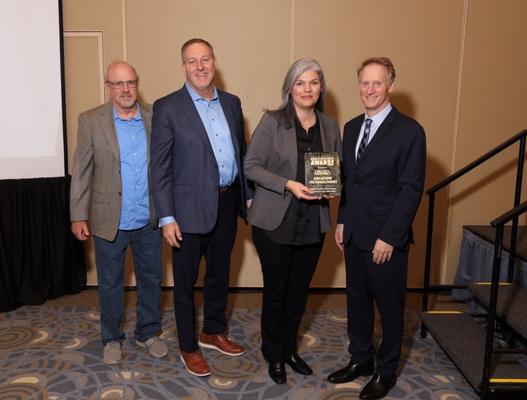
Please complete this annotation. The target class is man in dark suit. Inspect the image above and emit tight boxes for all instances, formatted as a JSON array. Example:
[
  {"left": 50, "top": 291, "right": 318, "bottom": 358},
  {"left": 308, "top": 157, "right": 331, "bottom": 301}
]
[
  {"left": 150, "top": 38, "right": 251, "bottom": 377},
  {"left": 327, "top": 57, "right": 426, "bottom": 399}
]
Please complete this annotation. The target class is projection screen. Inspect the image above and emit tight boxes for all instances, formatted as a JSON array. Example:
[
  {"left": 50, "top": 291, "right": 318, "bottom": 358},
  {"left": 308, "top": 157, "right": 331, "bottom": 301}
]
[{"left": 0, "top": 0, "right": 66, "bottom": 179}]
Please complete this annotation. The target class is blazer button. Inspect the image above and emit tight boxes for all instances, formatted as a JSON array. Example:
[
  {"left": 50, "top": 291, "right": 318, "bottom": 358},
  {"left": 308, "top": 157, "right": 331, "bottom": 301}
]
[{"left": 118, "top": 192, "right": 122, "bottom": 196}]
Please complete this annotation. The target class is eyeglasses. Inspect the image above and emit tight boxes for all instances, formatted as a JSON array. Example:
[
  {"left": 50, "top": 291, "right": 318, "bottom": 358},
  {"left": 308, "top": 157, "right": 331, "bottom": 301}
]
[{"left": 106, "top": 80, "right": 139, "bottom": 89}]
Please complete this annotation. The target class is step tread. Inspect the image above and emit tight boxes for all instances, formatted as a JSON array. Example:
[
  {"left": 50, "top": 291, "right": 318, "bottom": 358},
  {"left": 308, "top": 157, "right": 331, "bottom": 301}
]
[
  {"left": 421, "top": 311, "right": 527, "bottom": 390},
  {"left": 470, "top": 283, "right": 527, "bottom": 339}
]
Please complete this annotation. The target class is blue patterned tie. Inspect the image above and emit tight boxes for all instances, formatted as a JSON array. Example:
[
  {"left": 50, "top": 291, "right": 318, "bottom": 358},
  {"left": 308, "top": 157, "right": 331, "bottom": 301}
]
[{"left": 357, "top": 118, "right": 372, "bottom": 161}]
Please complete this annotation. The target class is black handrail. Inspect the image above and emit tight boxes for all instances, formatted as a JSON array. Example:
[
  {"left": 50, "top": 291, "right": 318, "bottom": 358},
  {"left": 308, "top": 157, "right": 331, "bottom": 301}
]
[
  {"left": 420, "top": 128, "right": 527, "bottom": 400},
  {"left": 481, "top": 201, "right": 527, "bottom": 398},
  {"left": 427, "top": 130, "right": 527, "bottom": 195},
  {"left": 421, "top": 129, "right": 527, "bottom": 328},
  {"left": 491, "top": 199, "right": 527, "bottom": 226}
]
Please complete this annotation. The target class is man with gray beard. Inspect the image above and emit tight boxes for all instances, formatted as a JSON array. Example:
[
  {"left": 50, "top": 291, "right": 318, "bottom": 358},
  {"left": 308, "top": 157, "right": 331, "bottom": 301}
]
[{"left": 70, "top": 61, "right": 167, "bottom": 364}]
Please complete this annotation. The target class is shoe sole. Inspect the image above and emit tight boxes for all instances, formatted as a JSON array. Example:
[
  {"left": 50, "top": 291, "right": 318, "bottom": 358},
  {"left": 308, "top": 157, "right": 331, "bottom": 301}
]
[
  {"left": 179, "top": 355, "right": 212, "bottom": 377},
  {"left": 135, "top": 339, "right": 168, "bottom": 358},
  {"left": 103, "top": 358, "right": 121, "bottom": 365},
  {"left": 198, "top": 340, "right": 246, "bottom": 356}
]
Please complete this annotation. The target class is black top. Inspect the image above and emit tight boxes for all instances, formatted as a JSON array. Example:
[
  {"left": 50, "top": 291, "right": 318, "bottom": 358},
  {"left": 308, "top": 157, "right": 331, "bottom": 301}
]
[{"left": 264, "top": 116, "right": 325, "bottom": 245}]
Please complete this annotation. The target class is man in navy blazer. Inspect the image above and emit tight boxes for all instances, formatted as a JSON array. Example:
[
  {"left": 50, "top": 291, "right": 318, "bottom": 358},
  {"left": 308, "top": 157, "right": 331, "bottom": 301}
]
[
  {"left": 327, "top": 57, "right": 426, "bottom": 399},
  {"left": 150, "top": 38, "right": 250, "bottom": 377}
]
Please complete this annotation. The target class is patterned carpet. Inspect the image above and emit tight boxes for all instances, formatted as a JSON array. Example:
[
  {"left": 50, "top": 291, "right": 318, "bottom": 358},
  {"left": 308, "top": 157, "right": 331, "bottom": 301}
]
[{"left": 0, "top": 292, "right": 480, "bottom": 399}]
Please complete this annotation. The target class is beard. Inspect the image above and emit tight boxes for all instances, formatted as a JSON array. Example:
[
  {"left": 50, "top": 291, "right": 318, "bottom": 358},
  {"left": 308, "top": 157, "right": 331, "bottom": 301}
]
[{"left": 118, "top": 94, "right": 136, "bottom": 109}]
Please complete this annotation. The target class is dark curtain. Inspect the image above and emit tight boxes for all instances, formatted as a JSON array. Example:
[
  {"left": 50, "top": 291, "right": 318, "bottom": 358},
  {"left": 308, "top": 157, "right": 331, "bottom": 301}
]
[{"left": 0, "top": 176, "right": 85, "bottom": 312}]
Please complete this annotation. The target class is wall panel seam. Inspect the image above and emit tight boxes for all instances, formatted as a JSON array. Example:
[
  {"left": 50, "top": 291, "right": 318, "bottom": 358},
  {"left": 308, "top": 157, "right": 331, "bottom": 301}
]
[
  {"left": 122, "top": 0, "right": 128, "bottom": 60},
  {"left": 290, "top": 0, "right": 295, "bottom": 63},
  {"left": 441, "top": 0, "right": 469, "bottom": 283}
]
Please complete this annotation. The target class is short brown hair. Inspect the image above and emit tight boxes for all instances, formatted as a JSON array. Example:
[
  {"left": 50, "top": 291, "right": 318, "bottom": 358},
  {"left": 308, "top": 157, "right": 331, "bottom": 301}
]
[
  {"left": 357, "top": 57, "right": 396, "bottom": 82},
  {"left": 180, "top": 38, "right": 215, "bottom": 60}
]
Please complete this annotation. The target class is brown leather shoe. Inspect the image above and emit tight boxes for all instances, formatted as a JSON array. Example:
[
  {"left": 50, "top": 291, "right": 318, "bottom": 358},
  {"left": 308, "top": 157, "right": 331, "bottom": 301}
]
[
  {"left": 180, "top": 351, "right": 211, "bottom": 377},
  {"left": 198, "top": 332, "right": 246, "bottom": 356}
]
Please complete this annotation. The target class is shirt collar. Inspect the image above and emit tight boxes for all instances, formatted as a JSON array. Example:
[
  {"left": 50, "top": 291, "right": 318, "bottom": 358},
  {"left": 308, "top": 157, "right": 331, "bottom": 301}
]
[
  {"left": 364, "top": 103, "right": 392, "bottom": 126},
  {"left": 112, "top": 104, "right": 142, "bottom": 121},
  {"left": 185, "top": 81, "right": 218, "bottom": 102}
]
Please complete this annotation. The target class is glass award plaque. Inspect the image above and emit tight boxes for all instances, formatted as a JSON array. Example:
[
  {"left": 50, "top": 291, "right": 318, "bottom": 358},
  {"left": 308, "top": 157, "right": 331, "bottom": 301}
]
[{"left": 304, "top": 152, "right": 341, "bottom": 195}]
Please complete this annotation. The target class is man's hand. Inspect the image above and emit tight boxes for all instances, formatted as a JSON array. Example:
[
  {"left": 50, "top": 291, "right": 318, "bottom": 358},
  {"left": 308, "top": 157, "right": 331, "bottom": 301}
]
[
  {"left": 372, "top": 238, "right": 394, "bottom": 264},
  {"left": 162, "top": 221, "right": 183, "bottom": 248},
  {"left": 246, "top": 199, "right": 253, "bottom": 209},
  {"left": 335, "top": 223, "right": 344, "bottom": 251},
  {"left": 71, "top": 221, "right": 90, "bottom": 241},
  {"left": 286, "top": 180, "right": 321, "bottom": 200}
]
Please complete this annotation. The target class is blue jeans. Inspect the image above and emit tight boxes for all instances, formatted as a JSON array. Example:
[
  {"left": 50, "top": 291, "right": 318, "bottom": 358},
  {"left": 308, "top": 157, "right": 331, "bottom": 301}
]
[{"left": 93, "top": 224, "right": 162, "bottom": 344}]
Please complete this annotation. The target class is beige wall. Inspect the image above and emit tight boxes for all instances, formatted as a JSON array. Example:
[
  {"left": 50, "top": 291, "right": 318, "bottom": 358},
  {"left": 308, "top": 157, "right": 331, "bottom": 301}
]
[{"left": 63, "top": 0, "right": 527, "bottom": 288}]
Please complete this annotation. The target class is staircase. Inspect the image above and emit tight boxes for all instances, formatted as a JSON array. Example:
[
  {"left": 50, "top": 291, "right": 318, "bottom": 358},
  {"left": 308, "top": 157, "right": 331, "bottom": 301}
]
[
  {"left": 421, "top": 283, "right": 527, "bottom": 395},
  {"left": 420, "top": 130, "right": 527, "bottom": 399}
]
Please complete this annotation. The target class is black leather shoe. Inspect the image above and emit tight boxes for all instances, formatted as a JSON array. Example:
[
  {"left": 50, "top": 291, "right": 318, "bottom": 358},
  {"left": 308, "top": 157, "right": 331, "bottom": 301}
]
[
  {"left": 359, "top": 374, "right": 396, "bottom": 399},
  {"left": 327, "top": 359, "right": 374, "bottom": 384},
  {"left": 284, "top": 353, "right": 313, "bottom": 375},
  {"left": 268, "top": 361, "right": 287, "bottom": 384}
]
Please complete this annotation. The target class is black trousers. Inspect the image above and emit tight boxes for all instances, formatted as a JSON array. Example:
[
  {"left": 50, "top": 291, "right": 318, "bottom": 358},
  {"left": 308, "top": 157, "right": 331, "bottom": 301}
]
[
  {"left": 344, "top": 239, "right": 408, "bottom": 377},
  {"left": 171, "top": 187, "right": 238, "bottom": 352},
  {"left": 252, "top": 226, "right": 324, "bottom": 362}
]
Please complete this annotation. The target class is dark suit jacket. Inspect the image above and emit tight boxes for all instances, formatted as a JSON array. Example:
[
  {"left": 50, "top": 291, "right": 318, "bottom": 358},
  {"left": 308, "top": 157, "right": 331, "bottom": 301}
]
[
  {"left": 70, "top": 101, "right": 157, "bottom": 241},
  {"left": 245, "top": 111, "right": 342, "bottom": 232},
  {"left": 337, "top": 106, "right": 426, "bottom": 251},
  {"left": 150, "top": 85, "right": 250, "bottom": 234}
]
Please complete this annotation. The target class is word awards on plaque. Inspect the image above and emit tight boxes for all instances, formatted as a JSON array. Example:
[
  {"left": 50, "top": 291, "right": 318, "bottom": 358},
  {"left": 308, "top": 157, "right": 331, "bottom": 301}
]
[{"left": 304, "top": 152, "right": 341, "bottom": 196}]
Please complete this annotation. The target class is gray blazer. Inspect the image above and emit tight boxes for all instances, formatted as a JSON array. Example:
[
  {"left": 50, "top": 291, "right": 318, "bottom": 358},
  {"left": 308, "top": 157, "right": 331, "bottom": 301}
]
[
  {"left": 244, "top": 111, "right": 342, "bottom": 232},
  {"left": 69, "top": 101, "right": 157, "bottom": 241}
]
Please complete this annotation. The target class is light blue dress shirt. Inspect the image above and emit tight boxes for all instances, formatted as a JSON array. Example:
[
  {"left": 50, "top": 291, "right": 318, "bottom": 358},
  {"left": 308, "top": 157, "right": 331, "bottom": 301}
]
[
  {"left": 159, "top": 83, "right": 238, "bottom": 227},
  {"left": 113, "top": 106, "right": 150, "bottom": 230},
  {"left": 185, "top": 82, "right": 238, "bottom": 186}
]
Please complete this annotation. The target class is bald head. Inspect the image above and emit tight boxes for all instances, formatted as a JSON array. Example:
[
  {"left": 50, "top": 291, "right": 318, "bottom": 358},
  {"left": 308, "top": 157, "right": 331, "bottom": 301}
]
[{"left": 104, "top": 61, "right": 139, "bottom": 115}]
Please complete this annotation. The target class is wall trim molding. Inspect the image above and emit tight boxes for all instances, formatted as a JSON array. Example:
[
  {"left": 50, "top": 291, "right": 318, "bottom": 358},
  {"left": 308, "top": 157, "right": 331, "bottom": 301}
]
[
  {"left": 121, "top": 0, "right": 128, "bottom": 60},
  {"left": 63, "top": 30, "right": 105, "bottom": 104}
]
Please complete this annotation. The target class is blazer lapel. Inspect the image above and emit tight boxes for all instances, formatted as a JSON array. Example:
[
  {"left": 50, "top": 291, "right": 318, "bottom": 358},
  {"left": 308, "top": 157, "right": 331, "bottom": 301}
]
[
  {"left": 139, "top": 101, "right": 152, "bottom": 163},
  {"left": 318, "top": 111, "right": 331, "bottom": 152},
  {"left": 177, "top": 87, "right": 216, "bottom": 157},
  {"left": 284, "top": 124, "right": 297, "bottom": 176},
  {"left": 98, "top": 102, "right": 120, "bottom": 162}
]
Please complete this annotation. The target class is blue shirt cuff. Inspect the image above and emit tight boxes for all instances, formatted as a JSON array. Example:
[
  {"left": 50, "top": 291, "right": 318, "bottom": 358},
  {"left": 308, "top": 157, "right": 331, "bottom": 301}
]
[{"left": 159, "top": 216, "right": 176, "bottom": 227}]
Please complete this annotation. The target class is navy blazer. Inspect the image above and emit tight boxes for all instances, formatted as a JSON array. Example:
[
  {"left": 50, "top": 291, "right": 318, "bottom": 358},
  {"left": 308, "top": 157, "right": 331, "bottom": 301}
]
[
  {"left": 337, "top": 107, "right": 426, "bottom": 251},
  {"left": 150, "top": 85, "right": 250, "bottom": 234}
]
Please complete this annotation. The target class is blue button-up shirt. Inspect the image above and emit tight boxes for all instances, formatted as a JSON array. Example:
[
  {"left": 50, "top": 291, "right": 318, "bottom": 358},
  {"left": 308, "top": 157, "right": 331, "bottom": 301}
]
[
  {"left": 113, "top": 106, "right": 150, "bottom": 230},
  {"left": 158, "top": 84, "right": 238, "bottom": 227},
  {"left": 185, "top": 82, "right": 238, "bottom": 187}
]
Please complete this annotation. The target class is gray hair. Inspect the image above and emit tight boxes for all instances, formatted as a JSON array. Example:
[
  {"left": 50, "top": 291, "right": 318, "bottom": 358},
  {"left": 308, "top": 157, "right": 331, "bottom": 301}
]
[{"left": 278, "top": 58, "right": 326, "bottom": 110}]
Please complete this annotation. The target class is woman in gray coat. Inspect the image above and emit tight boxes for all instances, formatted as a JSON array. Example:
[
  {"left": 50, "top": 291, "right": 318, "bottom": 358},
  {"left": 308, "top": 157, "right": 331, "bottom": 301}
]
[{"left": 244, "top": 58, "right": 342, "bottom": 384}]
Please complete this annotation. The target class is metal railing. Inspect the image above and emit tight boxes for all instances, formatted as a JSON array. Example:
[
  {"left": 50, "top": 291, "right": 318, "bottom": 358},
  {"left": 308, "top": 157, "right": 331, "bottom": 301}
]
[
  {"left": 420, "top": 129, "right": 527, "bottom": 399},
  {"left": 478, "top": 200, "right": 527, "bottom": 397},
  {"left": 421, "top": 129, "right": 527, "bottom": 330}
]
